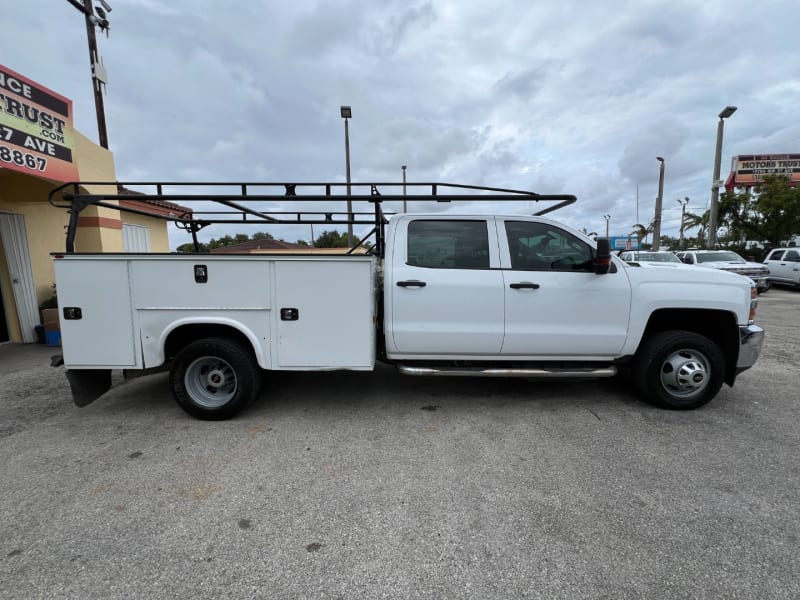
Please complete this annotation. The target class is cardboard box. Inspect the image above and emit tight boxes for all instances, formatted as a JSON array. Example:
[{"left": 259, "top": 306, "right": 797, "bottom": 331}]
[{"left": 41, "top": 308, "right": 60, "bottom": 328}]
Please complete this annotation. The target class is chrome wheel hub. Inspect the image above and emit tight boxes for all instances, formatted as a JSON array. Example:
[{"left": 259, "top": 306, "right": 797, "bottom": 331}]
[
  {"left": 659, "top": 349, "right": 710, "bottom": 399},
  {"left": 185, "top": 357, "right": 237, "bottom": 408}
]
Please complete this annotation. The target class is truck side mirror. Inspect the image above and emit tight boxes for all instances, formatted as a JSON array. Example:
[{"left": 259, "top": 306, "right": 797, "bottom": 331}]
[{"left": 594, "top": 238, "right": 611, "bottom": 274}]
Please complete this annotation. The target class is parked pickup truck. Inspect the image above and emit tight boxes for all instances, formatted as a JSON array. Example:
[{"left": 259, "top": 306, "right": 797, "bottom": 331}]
[{"left": 49, "top": 181, "right": 764, "bottom": 419}]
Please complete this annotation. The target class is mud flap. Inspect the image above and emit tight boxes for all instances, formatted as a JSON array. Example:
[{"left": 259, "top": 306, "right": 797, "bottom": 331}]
[{"left": 65, "top": 369, "right": 112, "bottom": 407}]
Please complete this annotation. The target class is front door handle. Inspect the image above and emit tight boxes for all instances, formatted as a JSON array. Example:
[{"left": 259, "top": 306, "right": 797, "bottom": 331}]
[
  {"left": 397, "top": 280, "right": 427, "bottom": 288},
  {"left": 509, "top": 282, "right": 540, "bottom": 289}
]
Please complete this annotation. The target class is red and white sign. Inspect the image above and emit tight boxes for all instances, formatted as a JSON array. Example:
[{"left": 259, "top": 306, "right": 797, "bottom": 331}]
[
  {"left": 0, "top": 64, "right": 79, "bottom": 182},
  {"left": 728, "top": 154, "right": 800, "bottom": 189}
]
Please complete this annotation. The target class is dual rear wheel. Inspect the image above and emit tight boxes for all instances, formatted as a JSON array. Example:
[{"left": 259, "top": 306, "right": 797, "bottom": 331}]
[{"left": 169, "top": 337, "right": 261, "bottom": 420}]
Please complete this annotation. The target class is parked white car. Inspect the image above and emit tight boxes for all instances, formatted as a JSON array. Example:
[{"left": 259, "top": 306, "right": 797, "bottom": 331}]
[
  {"left": 675, "top": 250, "right": 770, "bottom": 293},
  {"left": 763, "top": 248, "right": 800, "bottom": 288},
  {"left": 619, "top": 251, "right": 685, "bottom": 266}
]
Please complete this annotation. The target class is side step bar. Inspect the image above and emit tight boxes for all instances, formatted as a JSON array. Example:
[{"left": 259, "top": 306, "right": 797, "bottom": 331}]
[{"left": 396, "top": 365, "right": 617, "bottom": 378}]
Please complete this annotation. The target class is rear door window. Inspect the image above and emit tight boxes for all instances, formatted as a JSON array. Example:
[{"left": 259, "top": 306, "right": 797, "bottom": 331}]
[{"left": 407, "top": 220, "right": 490, "bottom": 269}]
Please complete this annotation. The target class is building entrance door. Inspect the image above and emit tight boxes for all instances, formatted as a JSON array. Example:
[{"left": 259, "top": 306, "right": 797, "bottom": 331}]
[{"left": 0, "top": 213, "right": 39, "bottom": 343}]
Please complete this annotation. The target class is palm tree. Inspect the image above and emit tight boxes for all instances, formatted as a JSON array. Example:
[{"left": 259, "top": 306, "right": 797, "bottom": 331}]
[
  {"left": 682, "top": 210, "right": 709, "bottom": 245},
  {"left": 632, "top": 222, "right": 654, "bottom": 247}
]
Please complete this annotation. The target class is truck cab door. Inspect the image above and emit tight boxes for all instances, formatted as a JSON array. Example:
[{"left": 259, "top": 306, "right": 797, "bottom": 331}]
[
  {"left": 387, "top": 217, "right": 505, "bottom": 356},
  {"left": 499, "top": 219, "right": 631, "bottom": 357}
]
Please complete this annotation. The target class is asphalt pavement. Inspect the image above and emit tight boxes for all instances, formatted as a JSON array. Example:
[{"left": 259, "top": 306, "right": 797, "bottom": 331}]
[{"left": 1, "top": 289, "right": 798, "bottom": 599}]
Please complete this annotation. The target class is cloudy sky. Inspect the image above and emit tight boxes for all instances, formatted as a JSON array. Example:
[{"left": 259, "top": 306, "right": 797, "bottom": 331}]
[{"left": 6, "top": 0, "right": 799, "bottom": 248}]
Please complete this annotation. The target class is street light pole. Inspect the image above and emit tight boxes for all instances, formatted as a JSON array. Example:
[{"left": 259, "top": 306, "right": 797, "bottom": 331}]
[
  {"left": 66, "top": 0, "right": 111, "bottom": 149},
  {"left": 653, "top": 157, "right": 665, "bottom": 250},
  {"left": 708, "top": 106, "right": 737, "bottom": 249},
  {"left": 340, "top": 106, "right": 353, "bottom": 248},
  {"left": 677, "top": 197, "right": 689, "bottom": 249},
  {"left": 402, "top": 165, "right": 407, "bottom": 212},
  {"left": 604, "top": 214, "right": 611, "bottom": 237}
]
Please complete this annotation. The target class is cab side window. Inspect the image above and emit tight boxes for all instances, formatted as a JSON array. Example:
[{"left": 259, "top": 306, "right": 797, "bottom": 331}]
[
  {"left": 768, "top": 250, "right": 785, "bottom": 261},
  {"left": 407, "top": 220, "right": 490, "bottom": 269},
  {"left": 505, "top": 221, "right": 592, "bottom": 271},
  {"left": 786, "top": 250, "right": 799, "bottom": 261}
]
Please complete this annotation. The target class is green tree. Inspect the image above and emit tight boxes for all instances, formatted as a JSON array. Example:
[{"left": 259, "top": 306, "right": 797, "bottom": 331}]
[
  {"left": 312, "top": 230, "right": 373, "bottom": 250},
  {"left": 176, "top": 242, "right": 208, "bottom": 253},
  {"left": 314, "top": 230, "right": 352, "bottom": 248},
  {"left": 719, "top": 175, "right": 800, "bottom": 247},
  {"left": 682, "top": 210, "right": 709, "bottom": 246},
  {"left": 632, "top": 222, "right": 654, "bottom": 247}
]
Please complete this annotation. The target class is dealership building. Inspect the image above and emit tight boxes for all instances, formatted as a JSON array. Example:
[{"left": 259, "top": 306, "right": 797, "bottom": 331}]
[{"left": 1, "top": 64, "right": 186, "bottom": 344}]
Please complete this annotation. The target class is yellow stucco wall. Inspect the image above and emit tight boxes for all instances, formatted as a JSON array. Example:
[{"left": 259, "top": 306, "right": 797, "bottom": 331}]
[
  {"left": 0, "top": 131, "right": 172, "bottom": 341},
  {"left": 0, "top": 170, "right": 69, "bottom": 313}
]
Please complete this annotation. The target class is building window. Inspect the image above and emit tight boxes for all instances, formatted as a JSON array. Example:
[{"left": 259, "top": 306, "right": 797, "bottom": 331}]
[{"left": 122, "top": 223, "right": 151, "bottom": 253}]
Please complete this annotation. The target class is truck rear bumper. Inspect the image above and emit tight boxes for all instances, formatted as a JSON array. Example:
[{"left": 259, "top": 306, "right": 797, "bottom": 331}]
[{"left": 736, "top": 324, "right": 765, "bottom": 372}]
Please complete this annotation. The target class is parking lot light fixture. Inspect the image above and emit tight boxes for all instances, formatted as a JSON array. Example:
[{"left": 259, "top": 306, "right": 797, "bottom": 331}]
[
  {"left": 340, "top": 105, "right": 353, "bottom": 247},
  {"left": 708, "top": 106, "right": 737, "bottom": 249}
]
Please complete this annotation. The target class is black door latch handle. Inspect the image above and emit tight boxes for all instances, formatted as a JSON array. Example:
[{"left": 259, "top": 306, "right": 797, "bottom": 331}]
[
  {"left": 397, "top": 280, "right": 427, "bottom": 288},
  {"left": 509, "top": 282, "right": 540, "bottom": 289}
]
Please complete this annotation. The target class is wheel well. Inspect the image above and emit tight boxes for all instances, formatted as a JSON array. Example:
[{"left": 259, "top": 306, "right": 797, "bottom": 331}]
[
  {"left": 642, "top": 309, "right": 739, "bottom": 384},
  {"left": 164, "top": 324, "right": 256, "bottom": 363}
]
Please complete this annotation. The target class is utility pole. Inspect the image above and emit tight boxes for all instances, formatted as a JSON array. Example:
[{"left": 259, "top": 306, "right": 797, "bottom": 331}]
[
  {"left": 66, "top": 0, "right": 112, "bottom": 149},
  {"left": 604, "top": 214, "right": 611, "bottom": 237},
  {"left": 653, "top": 157, "right": 665, "bottom": 250},
  {"left": 677, "top": 197, "right": 689, "bottom": 249}
]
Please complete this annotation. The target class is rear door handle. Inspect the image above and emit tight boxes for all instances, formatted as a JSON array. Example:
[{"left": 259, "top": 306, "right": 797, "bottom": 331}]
[
  {"left": 510, "top": 282, "right": 540, "bottom": 289},
  {"left": 397, "top": 280, "right": 427, "bottom": 288}
]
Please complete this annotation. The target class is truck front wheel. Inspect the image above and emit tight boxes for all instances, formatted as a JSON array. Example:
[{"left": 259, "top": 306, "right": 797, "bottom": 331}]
[
  {"left": 170, "top": 337, "right": 261, "bottom": 420},
  {"left": 633, "top": 330, "right": 725, "bottom": 410}
]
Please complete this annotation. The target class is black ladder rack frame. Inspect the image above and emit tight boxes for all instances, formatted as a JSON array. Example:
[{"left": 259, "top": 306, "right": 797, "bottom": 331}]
[{"left": 47, "top": 181, "right": 577, "bottom": 257}]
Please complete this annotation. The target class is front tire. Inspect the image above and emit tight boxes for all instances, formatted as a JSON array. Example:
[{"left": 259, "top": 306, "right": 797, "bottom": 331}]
[
  {"left": 170, "top": 337, "right": 261, "bottom": 420},
  {"left": 633, "top": 331, "right": 725, "bottom": 410}
]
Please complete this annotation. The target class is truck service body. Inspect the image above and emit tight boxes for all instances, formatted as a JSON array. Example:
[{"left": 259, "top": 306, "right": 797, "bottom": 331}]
[{"left": 48, "top": 181, "right": 764, "bottom": 419}]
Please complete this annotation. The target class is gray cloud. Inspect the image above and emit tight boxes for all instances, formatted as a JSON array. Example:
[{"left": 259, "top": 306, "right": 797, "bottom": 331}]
[{"left": 4, "top": 0, "right": 798, "bottom": 247}]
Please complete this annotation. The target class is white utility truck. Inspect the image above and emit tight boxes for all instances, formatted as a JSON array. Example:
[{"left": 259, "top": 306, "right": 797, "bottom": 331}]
[{"left": 49, "top": 181, "right": 764, "bottom": 419}]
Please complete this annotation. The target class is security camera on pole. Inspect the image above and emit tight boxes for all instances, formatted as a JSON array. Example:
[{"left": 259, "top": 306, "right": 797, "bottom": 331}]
[
  {"left": 65, "top": 0, "right": 112, "bottom": 149},
  {"left": 677, "top": 197, "right": 689, "bottom": 249}
]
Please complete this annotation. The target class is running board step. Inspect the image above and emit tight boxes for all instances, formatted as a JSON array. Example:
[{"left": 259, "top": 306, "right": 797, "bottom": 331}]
[{"left": 396, "top": 365, "right": 617, "bottom": 378}]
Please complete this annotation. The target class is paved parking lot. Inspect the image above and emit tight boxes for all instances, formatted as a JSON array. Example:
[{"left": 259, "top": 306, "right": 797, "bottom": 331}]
[{"left": 1, "top": 289, "right": 799, "bottom": 599}]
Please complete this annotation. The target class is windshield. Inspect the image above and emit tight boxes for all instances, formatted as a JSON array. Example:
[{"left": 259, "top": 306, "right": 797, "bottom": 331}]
[
  {"left": 696, "top": 251, "right": 744, "bottom": 263},
  {"left": 632, "top": 252, "right": 681, "bottom": 263}
]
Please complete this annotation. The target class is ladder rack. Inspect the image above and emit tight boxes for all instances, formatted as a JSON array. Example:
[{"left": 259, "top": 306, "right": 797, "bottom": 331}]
[{"left": 48, "top": 181, "right": 577, "bottom": 257}]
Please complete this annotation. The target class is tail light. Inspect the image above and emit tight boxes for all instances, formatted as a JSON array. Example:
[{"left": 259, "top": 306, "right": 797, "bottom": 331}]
[{"left": 749, "top": 286, "right": 758, "bottom": 322}]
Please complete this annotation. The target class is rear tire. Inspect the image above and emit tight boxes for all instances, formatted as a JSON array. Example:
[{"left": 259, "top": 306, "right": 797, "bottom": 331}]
[
  {"left": 170, "top": 337, "right": 261, "bottom": 420},
  {"left": 633, "top": 330, "right": 725, "bottom": 410}
]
